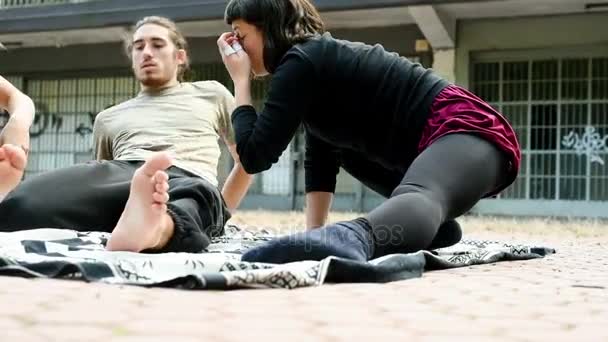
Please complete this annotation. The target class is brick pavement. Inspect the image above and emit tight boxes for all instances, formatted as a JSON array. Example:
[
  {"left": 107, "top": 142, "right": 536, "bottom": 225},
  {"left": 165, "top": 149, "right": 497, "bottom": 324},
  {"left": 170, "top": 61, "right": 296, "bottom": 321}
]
[{"left": 0, "top": 236, "right": 606, "bottom": 342}]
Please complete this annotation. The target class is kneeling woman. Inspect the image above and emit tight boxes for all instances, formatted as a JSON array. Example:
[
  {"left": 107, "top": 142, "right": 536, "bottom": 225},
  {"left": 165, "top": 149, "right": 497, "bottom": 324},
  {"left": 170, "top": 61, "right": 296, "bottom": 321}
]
[{"left": 218, "top": 0, "right": 520, "bottom": 263}]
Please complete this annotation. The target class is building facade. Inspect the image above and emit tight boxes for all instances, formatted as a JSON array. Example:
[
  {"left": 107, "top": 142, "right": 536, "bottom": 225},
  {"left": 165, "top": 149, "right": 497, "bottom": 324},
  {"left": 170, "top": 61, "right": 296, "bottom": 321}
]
[{"left": 1, "top": 0, "right": 607, "bottom": 217}]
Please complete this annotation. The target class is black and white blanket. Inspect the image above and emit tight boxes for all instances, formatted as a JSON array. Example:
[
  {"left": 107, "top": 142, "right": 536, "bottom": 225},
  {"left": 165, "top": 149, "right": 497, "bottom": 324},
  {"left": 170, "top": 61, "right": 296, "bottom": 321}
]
[{"left": 0, "top": 226, "right": 555, "bottom": 290}]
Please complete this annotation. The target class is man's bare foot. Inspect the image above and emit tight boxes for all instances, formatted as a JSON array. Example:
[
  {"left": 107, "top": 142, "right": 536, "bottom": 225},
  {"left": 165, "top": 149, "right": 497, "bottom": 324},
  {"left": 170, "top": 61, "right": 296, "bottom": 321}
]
[
  {"left": 0, "top": 144, "right": 27, "bottom": 201},
  {"left": 106, "top": 153, "right": 175, "bottom": 252}
]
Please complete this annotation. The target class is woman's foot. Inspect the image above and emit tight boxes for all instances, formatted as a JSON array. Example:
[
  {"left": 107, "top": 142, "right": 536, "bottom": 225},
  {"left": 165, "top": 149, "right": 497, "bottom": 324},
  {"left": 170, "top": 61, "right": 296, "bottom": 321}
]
[{"left": 241, "top": 218, "right": 373, "bottom": 264}]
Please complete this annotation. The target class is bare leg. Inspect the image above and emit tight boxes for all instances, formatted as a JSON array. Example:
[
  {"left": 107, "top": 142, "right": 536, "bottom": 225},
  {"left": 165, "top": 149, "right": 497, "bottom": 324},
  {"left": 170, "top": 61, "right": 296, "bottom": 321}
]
[
  {"left": 0, "top": 144, "right": 27, "bottom": 202},
  {"left": 106, "top": 153, "right": 175, "bottom": 252}
]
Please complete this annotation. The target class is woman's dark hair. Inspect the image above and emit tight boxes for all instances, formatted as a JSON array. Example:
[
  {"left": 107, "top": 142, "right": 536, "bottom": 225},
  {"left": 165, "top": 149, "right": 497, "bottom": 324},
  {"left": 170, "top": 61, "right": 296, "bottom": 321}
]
[{"left": 225, "top": 0, "right": 325, "bottom": 73}]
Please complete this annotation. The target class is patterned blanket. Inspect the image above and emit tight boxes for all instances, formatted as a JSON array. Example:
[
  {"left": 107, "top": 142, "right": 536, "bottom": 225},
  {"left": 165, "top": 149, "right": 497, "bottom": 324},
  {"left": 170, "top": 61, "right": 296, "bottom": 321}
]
[{"left": 0, "top": 225, "right": 555, "bottom": 290}]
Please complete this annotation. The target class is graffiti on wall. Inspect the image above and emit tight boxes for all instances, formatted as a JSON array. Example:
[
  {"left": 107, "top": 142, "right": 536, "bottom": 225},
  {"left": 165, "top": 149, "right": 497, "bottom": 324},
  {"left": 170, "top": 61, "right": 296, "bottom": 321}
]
[
  {"left": 562, "top": 126, "right": 608, "bottom": 166},
  {"left": 0, "top": 102, "right": 97, "bottom": 138}
]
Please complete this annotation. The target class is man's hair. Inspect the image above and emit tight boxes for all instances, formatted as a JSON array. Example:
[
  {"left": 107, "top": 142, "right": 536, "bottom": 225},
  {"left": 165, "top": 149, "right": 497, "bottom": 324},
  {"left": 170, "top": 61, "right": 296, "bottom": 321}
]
[
  {"left": 225, "top": 0, "right": 324, "bottom": 74},
  {"left": 124, "top": 16, "right": 191, "bottom": 82}
]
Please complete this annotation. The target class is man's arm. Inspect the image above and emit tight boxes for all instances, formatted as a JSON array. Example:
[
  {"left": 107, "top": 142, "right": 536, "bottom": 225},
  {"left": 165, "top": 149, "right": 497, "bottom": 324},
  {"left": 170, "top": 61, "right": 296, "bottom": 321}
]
[
  {"left": 221, "top": 142, "right": 254, "bottom": 212},
  {"left": 209, "top": 80, "right": 254, "bottom": 212},
  {"left": 0, "top": 76, "right": 35, "bottom": 150},
  {"left": 92, "top": 113, "right": 113, "bottom": 161},
  {"left": 306, "top": 191, "right": 333, "bottom": 228}
]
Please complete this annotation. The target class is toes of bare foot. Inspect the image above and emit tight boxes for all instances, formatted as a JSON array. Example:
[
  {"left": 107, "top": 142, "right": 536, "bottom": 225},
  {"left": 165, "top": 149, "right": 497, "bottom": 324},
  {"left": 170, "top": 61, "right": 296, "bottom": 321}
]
[
  {"left": 0, "top": 145, "right": 27, "bottom": 199},
  {"left": 155, "top": 179, "right": 169, "bottom": 194},
  {"left": 3, "top": 144, "right": 27, "bottom": 170},
  {"left": 139, "top": 153, "right": 173, "bottom": 178},
  {"left": 106, "top": 153, "right": 174, "bottom": 252}
]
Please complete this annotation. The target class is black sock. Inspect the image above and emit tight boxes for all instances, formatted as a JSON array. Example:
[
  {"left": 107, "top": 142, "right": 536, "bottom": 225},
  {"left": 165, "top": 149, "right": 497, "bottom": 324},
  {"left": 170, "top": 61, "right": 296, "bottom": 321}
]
[{"left": 241, "top": 217, "right": 374, "bottom": 264}]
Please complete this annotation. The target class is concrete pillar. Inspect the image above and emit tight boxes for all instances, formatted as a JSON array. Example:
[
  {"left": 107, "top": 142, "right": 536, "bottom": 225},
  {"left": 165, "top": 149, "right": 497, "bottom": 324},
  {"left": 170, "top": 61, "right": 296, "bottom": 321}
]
[{"left": 432, "top": 48, "right": 456, "bottom": 83}]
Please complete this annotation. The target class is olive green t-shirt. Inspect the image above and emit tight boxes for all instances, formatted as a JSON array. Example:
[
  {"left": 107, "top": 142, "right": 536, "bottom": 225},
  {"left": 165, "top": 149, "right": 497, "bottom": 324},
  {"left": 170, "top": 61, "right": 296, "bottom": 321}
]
[{"left": 93, "top": 81, "right": 235, "bottom": 186}]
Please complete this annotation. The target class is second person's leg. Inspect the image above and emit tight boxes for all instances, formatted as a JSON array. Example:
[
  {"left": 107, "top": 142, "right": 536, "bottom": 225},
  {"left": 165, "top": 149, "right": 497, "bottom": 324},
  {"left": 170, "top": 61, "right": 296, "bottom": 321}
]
[
  {"left": 0, "top": 160, "right": 138, "bottom": 232},
  {"left": 367, "top": 133, "right": 509, "bottom": 256},
  {"left": 242, "top": 134, "right": 509, "bottom": 263},
  {"left": 340, "top": 150, "right": 463, "bottom": 250}
]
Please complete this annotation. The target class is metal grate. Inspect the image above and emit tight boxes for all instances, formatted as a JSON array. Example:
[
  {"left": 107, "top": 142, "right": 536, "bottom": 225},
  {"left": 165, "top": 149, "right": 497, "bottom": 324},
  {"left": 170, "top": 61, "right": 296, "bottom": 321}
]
[
  {"left": 23, "top": 75, "right": 139, "bottom": 178},
  {"left": 472, "top": 57, "right": 608, "bottom": 202}
]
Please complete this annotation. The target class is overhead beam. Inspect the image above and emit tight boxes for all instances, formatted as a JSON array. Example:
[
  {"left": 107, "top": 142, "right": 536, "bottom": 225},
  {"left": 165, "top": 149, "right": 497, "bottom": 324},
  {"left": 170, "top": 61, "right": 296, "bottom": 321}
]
[
  {"left": 0, "top": 0, "right": 503, "bottom": 34},
  {"left": 409, "top": 5, "right": 455, "bottom": 49},
  {"left": 318, "top": 0, "right": 504, "bottom": 12}
]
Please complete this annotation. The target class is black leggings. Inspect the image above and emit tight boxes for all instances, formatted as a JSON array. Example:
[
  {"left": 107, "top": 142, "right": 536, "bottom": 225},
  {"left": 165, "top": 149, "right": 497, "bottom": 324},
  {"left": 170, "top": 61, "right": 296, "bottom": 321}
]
[
  {"left": 0, "top": 160, "right": 231, "bottom": 252},
  {"left": 342, "top": 133, "right": 509, "bottom": 257}
]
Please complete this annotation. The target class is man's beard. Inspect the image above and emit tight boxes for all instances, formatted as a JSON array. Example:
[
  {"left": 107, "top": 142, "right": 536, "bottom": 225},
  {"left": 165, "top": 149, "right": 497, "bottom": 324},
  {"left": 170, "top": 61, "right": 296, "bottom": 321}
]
[
  {"left": 138, "top": 73, "right": 170, "bottom": 88},
  {"left": 135, "top": 66, "right": 174, "bottom": 88}
]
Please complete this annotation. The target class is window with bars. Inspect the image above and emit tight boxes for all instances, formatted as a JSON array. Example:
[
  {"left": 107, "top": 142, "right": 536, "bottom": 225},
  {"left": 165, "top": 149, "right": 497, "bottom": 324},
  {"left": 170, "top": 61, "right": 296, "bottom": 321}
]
[
  {"left": 20, "top": 75, "right": 140, "bottom": 178},
  {"left": 472, "top": 58, "right": 608, "bottom": 202}
]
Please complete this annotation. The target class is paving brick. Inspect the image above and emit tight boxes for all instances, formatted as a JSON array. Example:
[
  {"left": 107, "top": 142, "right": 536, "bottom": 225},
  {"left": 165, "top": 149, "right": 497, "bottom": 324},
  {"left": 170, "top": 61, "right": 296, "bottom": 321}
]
[
  {"left": 3, "top": 329, "right": 48, "bottom": 342},
  {"left": 319, "top": 325, "right": 417, "bottom": 341},
  {"left": 504, "top": 326, "right": 608, "bottom": 342},
  {"left": 34, "top": 324, "right": 114, "bottom": 342},
  {"left": 29, "top": 306, "right": 131, "bottom": 325},
  {"left": 108, "top": 336, "right": 203, "bottom": 342},
  {"left": 0, "top": 316, "right": 26, "bottom": 330}
]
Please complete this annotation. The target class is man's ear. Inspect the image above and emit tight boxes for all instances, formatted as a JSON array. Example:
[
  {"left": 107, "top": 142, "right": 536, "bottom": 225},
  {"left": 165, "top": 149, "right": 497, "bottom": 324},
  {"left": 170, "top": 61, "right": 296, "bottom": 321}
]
[{"left": 176, "top": 49, "right": 187, "bottom": 65}]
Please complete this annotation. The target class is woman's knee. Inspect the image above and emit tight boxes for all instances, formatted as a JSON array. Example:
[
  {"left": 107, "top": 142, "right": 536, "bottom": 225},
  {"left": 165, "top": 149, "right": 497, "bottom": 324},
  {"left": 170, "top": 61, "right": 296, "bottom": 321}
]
[
  {"left": 368, "top": 191, "right": 445, "bottom": 251},
  {"left": 390, "top": 181, "right": 448, "bottom": 205},
  {"left": 391, "top": 182, "right": 422, "bottom": 198}
]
